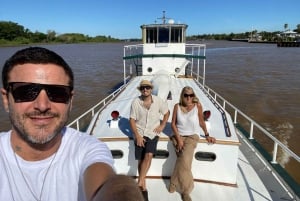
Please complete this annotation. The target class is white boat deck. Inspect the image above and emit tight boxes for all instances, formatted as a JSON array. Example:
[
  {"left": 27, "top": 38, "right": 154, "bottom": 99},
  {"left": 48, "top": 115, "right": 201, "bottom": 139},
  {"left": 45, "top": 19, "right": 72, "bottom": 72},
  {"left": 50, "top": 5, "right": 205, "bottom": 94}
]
[
  {"left": 89, "top": 75, "right": 238, "bottom": 143},
  {"left": 88, "top": 75, "right": 240, "bottom": 182},
  {"left": 142, "top": 150, "right": 276, "bottom": 201}
]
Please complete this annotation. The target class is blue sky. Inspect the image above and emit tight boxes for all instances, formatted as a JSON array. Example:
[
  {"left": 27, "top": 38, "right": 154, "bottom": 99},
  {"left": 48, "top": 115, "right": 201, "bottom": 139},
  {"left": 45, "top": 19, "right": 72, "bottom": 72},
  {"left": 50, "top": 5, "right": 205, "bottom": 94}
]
[{"left": 1, "top": 0, "right": 299, "bottom": 39}]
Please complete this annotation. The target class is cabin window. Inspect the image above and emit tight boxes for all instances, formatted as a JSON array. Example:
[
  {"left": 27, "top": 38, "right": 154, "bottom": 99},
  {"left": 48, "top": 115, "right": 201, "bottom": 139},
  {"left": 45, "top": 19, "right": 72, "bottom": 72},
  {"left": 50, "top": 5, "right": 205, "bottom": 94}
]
[
  {"left": 154, "top": 149, "right": 169, "bottom": 159},
  {"left": 146, "top": 28, "right": 157, "bottom": 43},
  {"left": 158, "top": 27, "right": 169, "bottom": 43},
  {"left": 111, "top": 150, "right": 123, "bottom": 159},
  {"left": 145, "top": 26, "right": 184, "bottom": 43},
  {"left": 195, "top": 151, "right": 216, "bottom": 161},
  {"left": 147, "top": 67, "right": 153, "bottom": 73},
  {"left": 171, "top": 28, "right": 182, "bottom": 43}
]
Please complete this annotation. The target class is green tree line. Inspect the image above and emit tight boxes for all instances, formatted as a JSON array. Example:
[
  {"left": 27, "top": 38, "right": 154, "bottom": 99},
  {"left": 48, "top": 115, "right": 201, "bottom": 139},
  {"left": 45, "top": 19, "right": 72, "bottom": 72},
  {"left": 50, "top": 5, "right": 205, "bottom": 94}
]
[
  {"left": 1, "top": 21, "right": 299, "bottom": 45},
  {"left": 0, "top": 21, "right": 120, "bottom": 45},
  {"left": 189, "top": 23, "right": 300, "bottom": 42},
  {"left": 187, "top": 31, "right": 282, "bottom": 41}
]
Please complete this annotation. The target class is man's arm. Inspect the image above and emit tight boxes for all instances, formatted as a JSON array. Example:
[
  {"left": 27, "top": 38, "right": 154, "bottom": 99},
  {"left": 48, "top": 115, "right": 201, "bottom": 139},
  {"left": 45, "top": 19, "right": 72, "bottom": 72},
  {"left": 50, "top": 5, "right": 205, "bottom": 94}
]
[
  {"left": 129, "top": 117, "right": 145, "bottom": 147},
  {"left": 129, "top": 117, "right": 139, "bottom": 139},
  {"left": 162, "top": 110, "right": 170, "bottom": 125},
  {"left": 154, "top": 109, "right": 170, "bottom": 134},
  {"left": 84, "top": 162, "right": 115, "bottom": 201}
]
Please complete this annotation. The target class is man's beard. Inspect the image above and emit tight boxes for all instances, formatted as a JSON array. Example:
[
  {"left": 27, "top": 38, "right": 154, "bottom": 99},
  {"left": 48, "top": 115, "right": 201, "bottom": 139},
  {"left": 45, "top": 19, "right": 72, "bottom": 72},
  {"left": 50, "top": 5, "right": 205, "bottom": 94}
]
[{"left": 9, "top": 110, "right": 69, "bottom": 145}]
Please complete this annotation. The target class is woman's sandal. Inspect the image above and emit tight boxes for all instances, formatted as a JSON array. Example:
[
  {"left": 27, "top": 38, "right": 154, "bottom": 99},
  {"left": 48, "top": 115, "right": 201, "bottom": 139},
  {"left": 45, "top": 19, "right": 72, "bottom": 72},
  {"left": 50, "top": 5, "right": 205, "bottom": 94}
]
[
  {"left": 181, "top": 194, "right": 192, "bottom": 201},
  {"left": 139, "top": 186, "right": 149, "bottom": 201}
]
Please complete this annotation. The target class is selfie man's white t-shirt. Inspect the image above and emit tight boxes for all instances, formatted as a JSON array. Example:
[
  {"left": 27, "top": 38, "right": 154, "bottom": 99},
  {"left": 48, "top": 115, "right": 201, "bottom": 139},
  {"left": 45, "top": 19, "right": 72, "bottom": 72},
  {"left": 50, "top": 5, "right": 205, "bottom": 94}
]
[{"left": 0, "top": 127, "right": 114, "bottom": 201}]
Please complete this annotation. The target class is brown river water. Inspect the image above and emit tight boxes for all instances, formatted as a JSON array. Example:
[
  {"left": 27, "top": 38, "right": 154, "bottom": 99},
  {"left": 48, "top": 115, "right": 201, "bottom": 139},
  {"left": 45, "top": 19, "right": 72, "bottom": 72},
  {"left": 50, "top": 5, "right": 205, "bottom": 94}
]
[{"left": 0, "top": 41, "right": 299, "bottom": 184}]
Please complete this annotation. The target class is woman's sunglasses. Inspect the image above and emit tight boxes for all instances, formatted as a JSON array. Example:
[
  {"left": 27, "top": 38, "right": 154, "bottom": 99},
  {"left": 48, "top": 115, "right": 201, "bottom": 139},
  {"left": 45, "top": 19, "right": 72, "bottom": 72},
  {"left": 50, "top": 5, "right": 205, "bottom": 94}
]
[
  {"left": 183, "top": 93, "right": 195, "bottom": 98},
  {"left": 139, "top": 86, "right": 152, "bottom": 90},
  {"left": 7, "top": 82, "right": 73, "bottom": 104}
]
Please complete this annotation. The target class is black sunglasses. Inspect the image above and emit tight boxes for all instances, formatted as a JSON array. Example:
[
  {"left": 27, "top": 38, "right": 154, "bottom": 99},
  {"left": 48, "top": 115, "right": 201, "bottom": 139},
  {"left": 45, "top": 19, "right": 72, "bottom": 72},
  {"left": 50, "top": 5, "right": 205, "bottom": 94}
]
[
  {"left": 183, "top": 93, "right": 195, "bottom": 98},
  {"left": 7, "top": 82, "right": 73, "bottom": 104},
  {"left": 139, "top": 86, "right": 152, "bottom": 90}
]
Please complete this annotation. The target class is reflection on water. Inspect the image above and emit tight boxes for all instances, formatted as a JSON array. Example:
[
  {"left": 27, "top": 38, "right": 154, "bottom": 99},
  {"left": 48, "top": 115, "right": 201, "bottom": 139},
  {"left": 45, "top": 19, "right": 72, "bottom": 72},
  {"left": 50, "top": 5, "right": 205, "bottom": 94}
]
[{"left": 0, "top": 41, "right": 299, "bottom": 183}]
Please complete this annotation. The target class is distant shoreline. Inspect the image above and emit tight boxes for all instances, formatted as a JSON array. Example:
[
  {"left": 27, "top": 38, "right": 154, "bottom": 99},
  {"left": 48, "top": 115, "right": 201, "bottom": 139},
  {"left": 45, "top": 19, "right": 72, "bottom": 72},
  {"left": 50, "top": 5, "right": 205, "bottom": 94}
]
[
  {"left": 230, "top": 39, "right": 277, "bottom": 44},
  {"left": 0, "top": 41, "right": 124, "bottom": 47}
]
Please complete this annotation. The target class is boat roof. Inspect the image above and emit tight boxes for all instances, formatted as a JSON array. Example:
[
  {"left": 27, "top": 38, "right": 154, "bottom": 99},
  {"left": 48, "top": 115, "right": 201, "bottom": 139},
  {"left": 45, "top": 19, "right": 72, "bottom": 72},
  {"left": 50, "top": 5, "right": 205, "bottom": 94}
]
[
  {"left": 140, "top": 23, "right": 188, "bottom": 29},
  {"left": 140, "top": 10, "right": 188, "bottom": 29}
]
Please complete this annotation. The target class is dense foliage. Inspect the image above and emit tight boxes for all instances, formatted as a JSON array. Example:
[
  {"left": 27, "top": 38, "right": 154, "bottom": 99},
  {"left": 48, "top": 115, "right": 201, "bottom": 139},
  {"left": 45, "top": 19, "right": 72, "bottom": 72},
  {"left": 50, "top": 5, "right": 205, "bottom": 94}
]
[
  {"left": 189, "top": 29, "right": 300, "bottom": 42},
  {"left": 189, "top": 24, "right": 300, "bottom": 42},
  {"left": 0, "top": 21, "right": 120, "bottom": 45}
]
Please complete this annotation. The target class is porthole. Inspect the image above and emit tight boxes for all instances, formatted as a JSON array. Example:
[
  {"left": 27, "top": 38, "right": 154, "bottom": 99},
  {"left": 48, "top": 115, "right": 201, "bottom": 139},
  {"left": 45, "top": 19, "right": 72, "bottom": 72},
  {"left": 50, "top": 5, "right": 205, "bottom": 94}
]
[
  {"left": 175, "top": 67, "right": 180, "bottom": 73},
  {"left": 147, "top": 67, "right": 153, "bottom": 73},
  {"left": 195, "top": 151, "right": 216, "bottom": 161},
  {"left": 111, "top": 150, "right": 123, "bottom": 159},
  {"left": 154, "top": 149, "right": 169, "bottom": 159}
]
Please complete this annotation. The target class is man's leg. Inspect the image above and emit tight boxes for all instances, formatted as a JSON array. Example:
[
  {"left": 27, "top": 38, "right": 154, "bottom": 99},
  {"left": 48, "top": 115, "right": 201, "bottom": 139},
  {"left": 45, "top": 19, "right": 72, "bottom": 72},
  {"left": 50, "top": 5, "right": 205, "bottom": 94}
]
[
  {"left": 137, "top": 152, "right": 153, "bottom": 190},
  {"left": 137, "top": 136, "right": 158, "bottom": 190}
]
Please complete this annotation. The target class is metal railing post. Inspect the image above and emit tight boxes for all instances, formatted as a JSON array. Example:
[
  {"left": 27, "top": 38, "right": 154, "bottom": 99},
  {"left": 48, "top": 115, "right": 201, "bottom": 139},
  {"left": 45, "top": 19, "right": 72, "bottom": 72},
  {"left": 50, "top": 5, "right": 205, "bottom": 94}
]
[
  {"left": 249, "top": 122, "right": 254, "bottom": 139},
  {"left": 234, "top": 110, "right": 237, "bottom": 124},
  {"left": 272, "top": 142, "right": 278, "bottom": 164}
]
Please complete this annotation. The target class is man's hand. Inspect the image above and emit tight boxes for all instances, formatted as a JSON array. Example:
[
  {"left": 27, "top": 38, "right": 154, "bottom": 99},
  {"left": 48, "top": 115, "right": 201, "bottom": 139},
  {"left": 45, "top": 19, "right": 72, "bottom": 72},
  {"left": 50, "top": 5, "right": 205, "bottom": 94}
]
[
  {"left": 92, "top": 175, "right": 144, "bottom": 201},
  {"left": 206, "top": 136, "right": 216, "bottom": 144},
  {"left": 136, "top": 135, "right": 145, "bottom": 147},
  {"left": 153, "top": 124, "right": 164, "bottom": 135}
]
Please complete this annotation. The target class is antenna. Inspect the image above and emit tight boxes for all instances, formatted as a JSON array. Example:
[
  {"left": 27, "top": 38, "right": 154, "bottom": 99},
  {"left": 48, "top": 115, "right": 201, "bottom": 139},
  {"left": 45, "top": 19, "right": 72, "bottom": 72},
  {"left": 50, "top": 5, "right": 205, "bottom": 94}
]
[{"left": 157, "top": 11, "right": 170, "bottom": 24}]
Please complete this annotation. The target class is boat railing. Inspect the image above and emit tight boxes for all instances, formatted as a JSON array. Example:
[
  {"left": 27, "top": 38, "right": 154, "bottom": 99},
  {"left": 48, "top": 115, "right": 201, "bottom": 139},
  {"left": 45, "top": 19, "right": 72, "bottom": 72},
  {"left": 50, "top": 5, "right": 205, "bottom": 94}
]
[
  {"left": 205, "top": 84, "right": 300, "bottom": 163},
  {"left": 201, "top": 82, "right": 299, "bottom": 195},
  {"left": 67, "top": 77, "right": 131, "bottom": 131},
  {"left": 185, "top": 44, "right": 206, "bottom": 85},
  {"left": 123, "top": 44, "right": 143, "bottom": 80},
  {"left": 123, "top": 43, "right": 207, "bottom": 85}
]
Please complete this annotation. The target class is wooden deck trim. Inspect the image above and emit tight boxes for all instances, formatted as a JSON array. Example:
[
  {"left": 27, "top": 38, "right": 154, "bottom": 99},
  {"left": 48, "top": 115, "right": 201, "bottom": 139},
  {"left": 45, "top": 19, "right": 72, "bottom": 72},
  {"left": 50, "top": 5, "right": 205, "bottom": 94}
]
[
  {"left": 98, "top": 137, "right": 240, "bottom": 146},
  {"left": 130, "top": 175, "right": 237, "bottom": 188}
]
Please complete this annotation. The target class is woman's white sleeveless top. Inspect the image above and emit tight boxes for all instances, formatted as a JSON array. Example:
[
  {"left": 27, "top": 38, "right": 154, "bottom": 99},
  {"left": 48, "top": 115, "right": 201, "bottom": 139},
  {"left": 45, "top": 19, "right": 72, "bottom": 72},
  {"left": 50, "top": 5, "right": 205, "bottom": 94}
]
[{"left": 176, "top": 105, "right": 201, "bottom": 136}]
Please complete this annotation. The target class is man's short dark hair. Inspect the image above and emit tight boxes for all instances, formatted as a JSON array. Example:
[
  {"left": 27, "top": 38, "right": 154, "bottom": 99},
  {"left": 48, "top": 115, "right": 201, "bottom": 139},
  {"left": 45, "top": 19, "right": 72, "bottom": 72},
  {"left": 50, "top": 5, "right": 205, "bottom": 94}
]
[{"left": 2, "top": 47, "right": 74, "bottom": 89}]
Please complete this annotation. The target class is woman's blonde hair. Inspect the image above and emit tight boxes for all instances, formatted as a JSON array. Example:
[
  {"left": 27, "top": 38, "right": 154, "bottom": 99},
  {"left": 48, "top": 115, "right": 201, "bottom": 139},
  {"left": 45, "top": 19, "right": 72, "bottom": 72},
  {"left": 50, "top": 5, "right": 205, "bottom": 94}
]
[{"left": 179, "top": 86, "right": 199, "bottom": 106}]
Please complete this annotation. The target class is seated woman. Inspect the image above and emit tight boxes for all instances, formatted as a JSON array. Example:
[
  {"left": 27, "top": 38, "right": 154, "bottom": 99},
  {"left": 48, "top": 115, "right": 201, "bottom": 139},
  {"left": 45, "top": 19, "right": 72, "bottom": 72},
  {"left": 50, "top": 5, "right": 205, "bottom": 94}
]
[{"left": 169, "top": 86, "right": 216, "bottom": 201}]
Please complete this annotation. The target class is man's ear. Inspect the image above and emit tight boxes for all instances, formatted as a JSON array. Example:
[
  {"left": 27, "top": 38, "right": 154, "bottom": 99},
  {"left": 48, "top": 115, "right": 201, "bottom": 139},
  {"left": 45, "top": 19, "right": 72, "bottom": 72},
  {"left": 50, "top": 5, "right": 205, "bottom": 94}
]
[{"left": 1, "top": 88, "right": 9, "bottom": 112}]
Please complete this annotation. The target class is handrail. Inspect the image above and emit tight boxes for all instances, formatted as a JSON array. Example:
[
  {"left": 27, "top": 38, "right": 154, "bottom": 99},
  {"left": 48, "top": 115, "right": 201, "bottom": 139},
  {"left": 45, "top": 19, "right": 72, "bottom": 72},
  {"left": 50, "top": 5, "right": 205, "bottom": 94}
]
[
  {"left": 123, "top": 54, "right": 206, "bottom": 60},
  {"left": 202, "top": 82, "right": 299, "bottom": 197},
  {"left": 202, "top": 84, "right": 300, "bottom": 164},
  {"left": 67, "top": 76, "right": 131, "bottom": 130},
  {"left": 123, "top": 43, "right": 206, "bottom": 85}
]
